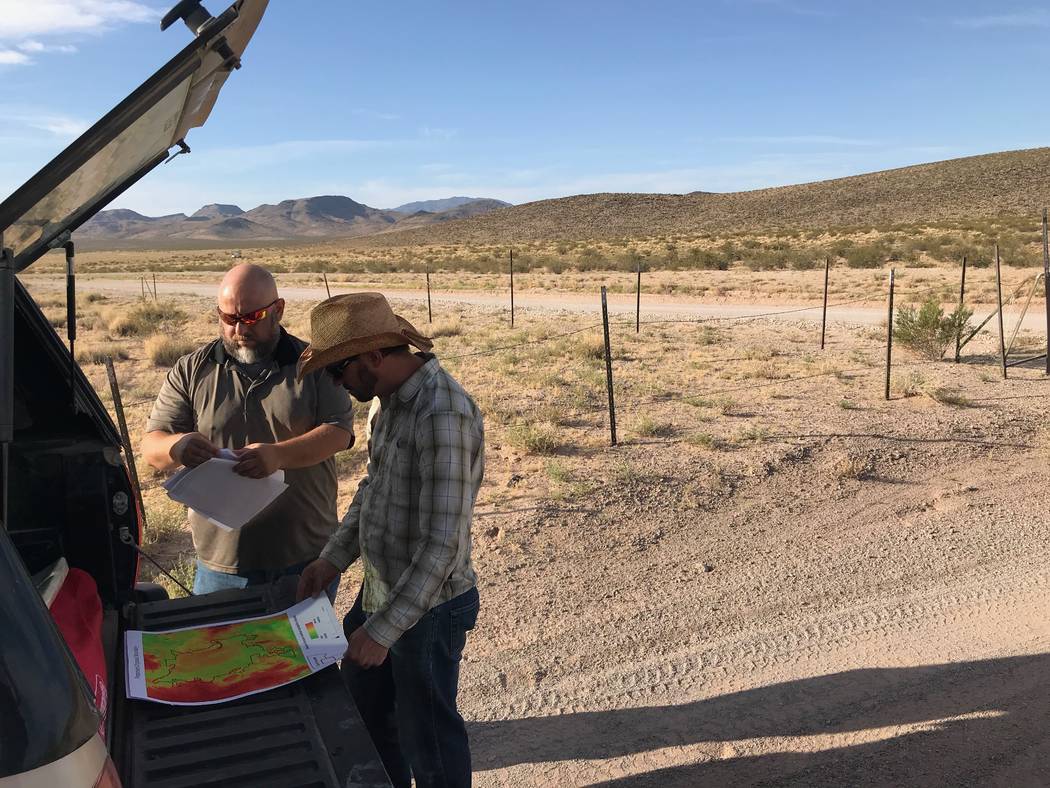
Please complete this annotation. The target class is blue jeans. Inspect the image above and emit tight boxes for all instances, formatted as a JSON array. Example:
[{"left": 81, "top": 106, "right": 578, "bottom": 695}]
[
  {"left": 192, "top": 559, "right": 339, "bottom": 603},
  {"left": 342, "top": 586, "right": 480, "bottom": 788}
]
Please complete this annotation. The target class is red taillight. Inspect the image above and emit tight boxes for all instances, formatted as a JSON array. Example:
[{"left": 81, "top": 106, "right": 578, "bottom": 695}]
[{"left": 94, "top": 756, "right": 122, "bottom": 788}]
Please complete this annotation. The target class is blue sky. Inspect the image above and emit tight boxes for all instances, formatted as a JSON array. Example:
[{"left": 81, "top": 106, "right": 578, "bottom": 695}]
[{"left": 1, "top": 1, "right": 1049, "bottom": 216}]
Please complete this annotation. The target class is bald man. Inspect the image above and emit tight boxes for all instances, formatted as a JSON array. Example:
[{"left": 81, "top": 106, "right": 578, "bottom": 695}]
[{"left": 142, "top": 264, "right": 355, "bottom": 595}]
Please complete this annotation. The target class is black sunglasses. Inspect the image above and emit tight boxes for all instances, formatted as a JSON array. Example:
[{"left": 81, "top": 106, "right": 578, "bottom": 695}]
[{"left": 325, "top": 356, "right": 356, "bottom": 380}]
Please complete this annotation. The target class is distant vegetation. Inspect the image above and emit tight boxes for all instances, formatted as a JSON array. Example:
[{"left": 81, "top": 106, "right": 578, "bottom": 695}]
[{"left": 56, "top": 213, "right": 1048, "bottom": 277}]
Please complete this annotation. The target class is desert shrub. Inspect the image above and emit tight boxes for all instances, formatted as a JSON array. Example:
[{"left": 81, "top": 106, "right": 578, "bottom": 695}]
[
  {"left": 108, "top": 301, "right": 186, "bottom": 337},
  {"left": 75, "top": 343, "right": 129, "bottom": 365},
  {"left": 154, "top": 555, "right": 196, "bottom": 598},
  {"left": 844, "top": 243, "right": 888, "bottom": 269},
  {"left": 894, "top": 297, "right": 973, "bottom": 360},
  {"left": 684, "top": 248, "right": 729, "bottom": 270},
  {"left": 144, "top": 334, "right": 196, "bottom": 367}
]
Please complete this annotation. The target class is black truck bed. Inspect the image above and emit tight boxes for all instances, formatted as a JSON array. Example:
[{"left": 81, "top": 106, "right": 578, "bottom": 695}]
[{"left": 113, "top": 579, "right": 390, "bottom": 788}]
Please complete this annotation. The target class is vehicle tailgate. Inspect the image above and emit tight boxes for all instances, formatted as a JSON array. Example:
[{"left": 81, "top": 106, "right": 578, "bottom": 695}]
[{"left": 115, "top": 579, "right": 390, "bottom": 787}]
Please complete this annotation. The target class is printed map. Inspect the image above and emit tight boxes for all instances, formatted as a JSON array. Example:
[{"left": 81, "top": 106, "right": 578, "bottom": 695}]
[
  {"left": 141, "top": 615, "right": 311, "bottom": 703},
  {"left": 125, "top": 595, "right": 347, "bottom": 705}
]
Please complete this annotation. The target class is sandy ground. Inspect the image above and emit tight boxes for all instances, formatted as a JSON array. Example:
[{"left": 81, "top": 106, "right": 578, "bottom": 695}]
[
  {"left": 33, "top": 275, "right": 1050, "bottom": 786},
  {"left": 455, "top": 348, "right": 1050, "bottom": 786}
]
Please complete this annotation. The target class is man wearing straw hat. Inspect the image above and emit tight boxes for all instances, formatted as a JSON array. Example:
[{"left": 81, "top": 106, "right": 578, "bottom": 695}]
[{"left": 296, "top": 292, "right": 483, "bottom": 788}]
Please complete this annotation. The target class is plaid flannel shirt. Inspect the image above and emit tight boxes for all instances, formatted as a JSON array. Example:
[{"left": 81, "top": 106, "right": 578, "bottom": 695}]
[{"left": 321, "top": 355, "right": 483, "bottom": 648}]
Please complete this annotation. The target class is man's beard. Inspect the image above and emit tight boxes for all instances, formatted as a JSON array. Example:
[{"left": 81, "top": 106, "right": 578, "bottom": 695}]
[
  {"left": 222, "top": 320, "right": 281, "bottom": 363},
  {"left": 347, "top": 366, "right": 378, "bottom": 402}
]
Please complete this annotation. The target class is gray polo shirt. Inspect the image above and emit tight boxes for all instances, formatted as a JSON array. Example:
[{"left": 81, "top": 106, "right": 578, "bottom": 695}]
[{"left": 146, "top": 329, "right": 354, "bottom": 573}]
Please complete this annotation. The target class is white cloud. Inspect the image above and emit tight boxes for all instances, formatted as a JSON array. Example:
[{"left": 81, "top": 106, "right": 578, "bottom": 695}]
[
  {"left": 18, "top": 39, "right": 77, "bottom": 53},
  {"left": 28, "top": 115, "right": 89, "bottom": 138},
  {"left": 0, "top": 49, "right": 30, "bottom": 65},
  {"left": 0, "top": 1, "right": 157, "bottom": 39},
  {"left": 954, "top": 10, "right": 1050, "bottom": 29}
]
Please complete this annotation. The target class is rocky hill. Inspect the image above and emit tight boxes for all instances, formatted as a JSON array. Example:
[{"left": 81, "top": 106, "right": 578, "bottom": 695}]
[{"left": 349, "top": 148, "right": 1050, "bottom": 247}]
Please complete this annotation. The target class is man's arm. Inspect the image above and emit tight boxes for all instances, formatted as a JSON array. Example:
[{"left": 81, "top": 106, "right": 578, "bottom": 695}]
[
  {"left": 142, "top": 430, "right": 218, "bottom": 472},
  {"left": 362, "top": 411, "right": 479, "bottom": 648},
  {"left": 143, "top": 360, "right": 216, "bottom": 471},
  {"left": 232, "top": 423, "right": 352, "bottom": 478}
]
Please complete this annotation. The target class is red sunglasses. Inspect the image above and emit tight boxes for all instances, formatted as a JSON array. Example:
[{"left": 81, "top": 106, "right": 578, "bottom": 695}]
[{"left": 217, "top": 298, "right": 279, "bottom": 326}]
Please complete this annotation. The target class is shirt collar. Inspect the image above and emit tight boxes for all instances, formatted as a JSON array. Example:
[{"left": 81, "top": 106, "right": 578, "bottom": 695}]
[
  {"left": 394, "top": 353, "right": 438, "bottom": 405},
  {"left": 211, "top": 327, "right": 298, "bottom": 368}
]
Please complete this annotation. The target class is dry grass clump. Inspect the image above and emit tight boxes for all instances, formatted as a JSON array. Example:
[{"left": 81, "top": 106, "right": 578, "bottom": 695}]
[
  {"left": 153, "top": 555, "right": 196, "bottom": 598},
  {"left": 572, "top": 334, "right": 608, "bottom": 361},
  {"left": 685, "top": 431, "right": 724, "bottom": 450},
  {"left": 926, "top": 387, "right": 972, "bottom": 407},
  {"left": 144, "top": 334, "right": 196, "bottom": 367},
  {"left": 834, "top": 453, "right": 874, "bottom": 480},
  {"left": 107, "top": 301, "right": 187, "bottom": 337},
  {"left": 75, "top": 343, "right": 130, "bottom": 365},
  {"left": 893, "top": 371, "right": 926, "bottom": 398},
  {"left": 143, "top": 497, "right": 185, "bottom": 545},
  {"left": 634, "top": 416, "right": 675, "bottom": 438},
  {"left": 429, "top": 318, "right": 464, "bottom": 338},
  {"left": 505, "top": 422, "right": 561, "bottom": 454}
]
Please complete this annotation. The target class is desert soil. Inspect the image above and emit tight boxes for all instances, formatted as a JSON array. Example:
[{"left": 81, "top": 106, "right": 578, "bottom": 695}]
[{"left": 31, "top": 275, "right": 1050, "bottom": 786}]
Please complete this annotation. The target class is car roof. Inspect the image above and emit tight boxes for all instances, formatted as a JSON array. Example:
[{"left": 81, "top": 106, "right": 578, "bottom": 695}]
[{"left": 0, "top": 0, "right": 268, "bottom": 273}]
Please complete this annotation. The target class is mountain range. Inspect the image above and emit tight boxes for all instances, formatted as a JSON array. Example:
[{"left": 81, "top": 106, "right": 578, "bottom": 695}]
[{"left": 77, "top": 196, "right": 511, "bottom": 242}]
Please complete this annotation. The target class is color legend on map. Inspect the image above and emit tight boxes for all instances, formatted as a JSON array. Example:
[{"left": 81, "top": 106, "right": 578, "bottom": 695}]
[{"left": 305, "top": 621, "right": 319, "bottom": 639}]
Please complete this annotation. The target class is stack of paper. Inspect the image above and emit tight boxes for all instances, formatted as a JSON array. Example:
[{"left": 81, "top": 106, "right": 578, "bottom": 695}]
[{"left": 163, "top": 448, "right": 288, "bottom": 531}]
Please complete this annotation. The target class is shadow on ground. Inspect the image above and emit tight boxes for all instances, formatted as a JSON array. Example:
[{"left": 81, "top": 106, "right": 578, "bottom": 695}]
[{"left": 470, "top": 653, "right": 1050, "bottom": 786}]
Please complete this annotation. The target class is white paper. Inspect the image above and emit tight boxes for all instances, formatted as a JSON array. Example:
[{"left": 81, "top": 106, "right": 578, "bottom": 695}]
[
  {"left": 163, "top": 448, "right": 288, "bottom": 530},
  {"left": 125, "top": 595, "right": 347, "bottom": 706}
]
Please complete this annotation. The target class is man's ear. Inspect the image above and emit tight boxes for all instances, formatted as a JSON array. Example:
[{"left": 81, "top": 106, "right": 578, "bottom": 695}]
[
  {"left": 273, "top": 298, "right": 286, "bottom": 322},
  {"left": 360, "top": 349, "right": 385, "bottom": 371}
]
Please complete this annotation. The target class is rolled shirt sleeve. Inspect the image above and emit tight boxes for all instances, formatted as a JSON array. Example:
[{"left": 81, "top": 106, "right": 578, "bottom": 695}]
[
  {"left": 313, "top": 371, "right": 355, "bottom": 446},
  {"left": 363, "top": 411, "right": 478, "bottom": 648},
  {"left": 146, "top": 361, "right": 195, "bottom": 435}
]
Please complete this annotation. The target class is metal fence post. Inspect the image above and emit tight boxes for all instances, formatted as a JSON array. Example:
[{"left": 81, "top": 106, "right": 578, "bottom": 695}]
[
  {"left": 509, "top": 248, "right": 515, "bottom": 328},
  {"left": 153, "top": 273, "right": 158, "bottom": 302},
  {"left": 885, "top": 268, "right": 895, "bottom": 400},
  {"left": 955, "top": 255, "right": 967, "bottom": 362},
  {"left": 820, "top": 256, "right": 830, "bottom": 349},
  {"left": 995, "top": 243, "right": 1007, "bottom": 379},
  {"left": 636, "top": 260, "right": 641, "bottom": 333},
  {"left": 426, "top": 264, "right": 433, "bottom": 323},
  {"left": 1043, "top": 208, "right": 1049, "bottom": 375},
  {"left": 323, "top": 272, "right": 331, "bottom": 299},
  {"left": 601, "top": 286, "right": 617, "bottom": 446}
]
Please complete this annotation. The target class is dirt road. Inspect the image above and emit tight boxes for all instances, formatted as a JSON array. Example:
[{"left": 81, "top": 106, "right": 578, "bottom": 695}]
[
  {"left": 460, "top": 366, "right": 1050, "bottom": 786},
  {"left": 22, "top": 274, "right": 1050, "bottom": 332}
]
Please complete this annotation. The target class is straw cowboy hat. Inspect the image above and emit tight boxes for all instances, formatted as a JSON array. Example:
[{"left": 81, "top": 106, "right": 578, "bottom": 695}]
[{"left": 296, "top": 292, "right": 433, "bottom": 381}]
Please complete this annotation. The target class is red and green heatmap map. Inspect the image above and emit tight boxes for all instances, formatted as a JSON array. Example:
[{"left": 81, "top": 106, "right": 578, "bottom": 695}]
[{"left": 141, "top": 615, "right": 310, "bottom": 703}]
